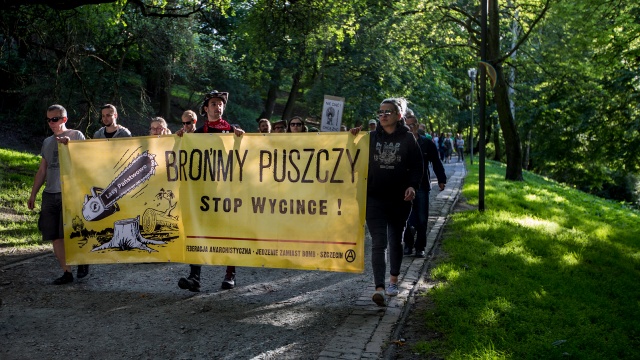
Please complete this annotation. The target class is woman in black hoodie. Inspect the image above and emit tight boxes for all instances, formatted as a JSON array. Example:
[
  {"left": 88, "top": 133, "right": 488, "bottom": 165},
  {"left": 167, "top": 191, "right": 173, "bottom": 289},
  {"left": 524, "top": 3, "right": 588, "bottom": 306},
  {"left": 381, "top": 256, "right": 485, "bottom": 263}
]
[{"left": 359, "top": 97, "right": 423, "bottom": 306}]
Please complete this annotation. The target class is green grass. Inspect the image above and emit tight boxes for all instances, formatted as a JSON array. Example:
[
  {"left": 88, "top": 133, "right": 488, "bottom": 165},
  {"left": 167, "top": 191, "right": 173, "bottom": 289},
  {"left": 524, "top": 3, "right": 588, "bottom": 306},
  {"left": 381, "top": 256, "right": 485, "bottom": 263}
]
[
  {"left": 416, "top": 160, "right": 640, "bottom": 359},
  {"left": 0, "top": 148, "right": 43, "bottom": 250}
]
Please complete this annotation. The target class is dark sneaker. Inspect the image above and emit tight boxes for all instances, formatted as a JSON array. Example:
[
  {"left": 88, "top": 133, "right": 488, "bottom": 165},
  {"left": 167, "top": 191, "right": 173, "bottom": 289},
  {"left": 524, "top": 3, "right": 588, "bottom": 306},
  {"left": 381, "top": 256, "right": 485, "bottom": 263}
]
[
  {"left": 178, "top": 277, "right": 200, "bottom": 292},
  {"left": 52, "top": 271, "right": 73, "bottom": 285},
  {"left": 403, "top": 248, "right": 412, "bottom": 256},
  {"left": 221, "top": 273, "right": 235, "bottom": 290},
  {"left": 372, "top": 290, "right": 387, "bottom": 307},
  {"left": 77, "top": 265, "right": 89, "bottom": 279},
  {"left": 415, "top": 250, "right": 426, "bottom": 258}
]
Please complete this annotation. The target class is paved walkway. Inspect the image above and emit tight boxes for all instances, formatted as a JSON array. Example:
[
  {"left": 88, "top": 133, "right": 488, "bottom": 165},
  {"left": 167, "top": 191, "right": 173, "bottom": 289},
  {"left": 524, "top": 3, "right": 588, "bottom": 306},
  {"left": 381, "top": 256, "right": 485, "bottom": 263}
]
[{"left": 318, "top": 160, "right": 466, "bottom": 359}]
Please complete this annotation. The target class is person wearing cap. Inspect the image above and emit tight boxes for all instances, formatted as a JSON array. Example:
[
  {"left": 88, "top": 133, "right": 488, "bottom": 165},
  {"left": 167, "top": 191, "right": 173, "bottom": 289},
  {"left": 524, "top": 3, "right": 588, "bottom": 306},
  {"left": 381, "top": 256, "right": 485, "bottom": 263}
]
[
  {"left": 181, "top": 110, "right": 198, "bottom": 133},
  {"left": 257, "top": 118, "right": 271, "bottom": 133},
  {"left": 177, "top": 90, "right": 244, "bottom": 292},
  {"left": 368, "top": 119, "right": 377, "bottom": 132},
  {"left": 272, "top": 120, "right": 287, "bottom": 133},
  {"left": 93, "top": 104, "right": 132, "bottom": 139}
]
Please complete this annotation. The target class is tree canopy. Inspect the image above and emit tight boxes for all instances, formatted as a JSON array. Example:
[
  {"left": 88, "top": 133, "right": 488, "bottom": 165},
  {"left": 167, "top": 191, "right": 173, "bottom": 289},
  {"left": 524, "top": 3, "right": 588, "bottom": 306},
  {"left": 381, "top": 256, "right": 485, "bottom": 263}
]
[{"left": 0, "top": 0, "right": 638, "bottom": 205}]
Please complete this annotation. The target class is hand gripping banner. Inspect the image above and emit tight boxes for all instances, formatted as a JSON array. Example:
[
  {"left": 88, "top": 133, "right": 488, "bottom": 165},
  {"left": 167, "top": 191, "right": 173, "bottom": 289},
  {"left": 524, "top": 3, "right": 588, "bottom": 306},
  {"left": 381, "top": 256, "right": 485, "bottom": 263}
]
[{"left": 60, "top": 133, "right": 369, "bottom": 273}]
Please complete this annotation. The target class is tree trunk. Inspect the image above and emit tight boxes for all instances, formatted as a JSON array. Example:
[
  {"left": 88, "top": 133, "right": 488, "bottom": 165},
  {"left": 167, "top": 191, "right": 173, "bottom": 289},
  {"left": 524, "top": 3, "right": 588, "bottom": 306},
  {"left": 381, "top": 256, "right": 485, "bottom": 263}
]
[
  {"left": 492, "top": 116, "right": 502, "bottom": 161},
  {"left": 159, "top": 68, "right": 172, "bottom": 120},
  {"left": 282, "top": 70, "right": 302, "bottom": 120},
  {"left": 523, "top": 129, "right": 531, "bottom": 170},
  {"left": 489, "top": 0, "right": 523, "bottom": 181}
]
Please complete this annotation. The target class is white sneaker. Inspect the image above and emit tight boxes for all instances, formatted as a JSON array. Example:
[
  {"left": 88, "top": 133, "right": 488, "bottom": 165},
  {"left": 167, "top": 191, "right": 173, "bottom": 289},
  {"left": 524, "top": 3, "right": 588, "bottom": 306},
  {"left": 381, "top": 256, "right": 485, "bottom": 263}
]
[{"left": 386, "top": 283, "right": 399, "bottom": 296}]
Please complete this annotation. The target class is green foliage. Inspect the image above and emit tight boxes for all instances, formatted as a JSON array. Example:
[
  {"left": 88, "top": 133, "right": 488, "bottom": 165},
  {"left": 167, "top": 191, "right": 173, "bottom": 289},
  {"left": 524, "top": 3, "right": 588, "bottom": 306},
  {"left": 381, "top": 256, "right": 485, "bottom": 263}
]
[
  {"left": 0, "top": 0, "right": 638, "bottom": 203},
  {"left": 417, "top": 160, "right": 640, "bottom": 359},
  {"left": 0, "top": 149, "right": 42, "bottom": 249}
]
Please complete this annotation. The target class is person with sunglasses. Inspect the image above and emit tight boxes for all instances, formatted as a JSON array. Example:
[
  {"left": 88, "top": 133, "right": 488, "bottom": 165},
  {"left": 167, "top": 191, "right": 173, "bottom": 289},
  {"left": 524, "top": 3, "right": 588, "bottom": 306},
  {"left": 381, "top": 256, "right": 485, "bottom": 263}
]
[
  {"left": 177, "top": 90, "right": 244, "bottom": 292},
  {"left": 28, "top": 104, "right": 89, "bottom": 284},
  {"left": 351, "top": 97, "right": 423, "bottom": 306},
  {"left": 287, "top": 116, "right": 307, "bottom": 133},
  {"left": 180, "top": 110, "right": 198, "bottom": 133},
  {"left": 402, "top": 109, "right": 446, "bottom": 258},
  {"left": 93, "top": 104, "right": 132, "bottom": 139}
]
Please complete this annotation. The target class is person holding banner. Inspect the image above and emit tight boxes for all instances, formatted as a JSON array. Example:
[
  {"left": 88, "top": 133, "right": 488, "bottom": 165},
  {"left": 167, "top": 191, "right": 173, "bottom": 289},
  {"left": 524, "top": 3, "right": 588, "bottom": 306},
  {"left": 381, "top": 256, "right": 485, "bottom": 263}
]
[
  {"left": 287, "top": 116, "right": 308, "bottom": 133},
  {"left": 28, "top": 104, "right": 89, "bottom": 284},
  {"left": 272, "top": 120, "right": 287, "bottom": 133},
  {"left": 149, "top": 117, "right": 172, "bottom": 135},
  {"left": 351, "top": 97, "right": 422, "bottom": 306},
  {"left": 93, "top": 104, "right": 132, "bottom": 139},
  {"left": 177, "top": 90, "right": 245, "bottom": 292},
  {"left": 402, "top": 109, "right": 446, "bottom": 258},
  {"left": 181, "top": 110, "right": 198, "bottom": 133},
  {"left": 257, "top": 118, "right": 271, "bottom": 133}
]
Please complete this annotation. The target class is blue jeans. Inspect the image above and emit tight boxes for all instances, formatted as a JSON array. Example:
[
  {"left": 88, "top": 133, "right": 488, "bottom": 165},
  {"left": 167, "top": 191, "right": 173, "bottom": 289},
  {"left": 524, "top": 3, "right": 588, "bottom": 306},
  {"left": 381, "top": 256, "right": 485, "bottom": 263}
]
[
  {"left": 366, "top": 196, "right": 412, "bottom": 289},
  {"left": 403, "top": 189, "right": 429, "bottom": 252}
]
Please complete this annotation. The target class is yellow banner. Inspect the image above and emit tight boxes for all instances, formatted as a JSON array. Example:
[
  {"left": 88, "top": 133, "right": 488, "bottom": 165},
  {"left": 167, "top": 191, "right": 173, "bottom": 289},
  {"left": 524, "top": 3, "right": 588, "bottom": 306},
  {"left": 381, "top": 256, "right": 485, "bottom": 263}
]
[{"left": 60, "top": 133, "right": 369, "bottom": 273}]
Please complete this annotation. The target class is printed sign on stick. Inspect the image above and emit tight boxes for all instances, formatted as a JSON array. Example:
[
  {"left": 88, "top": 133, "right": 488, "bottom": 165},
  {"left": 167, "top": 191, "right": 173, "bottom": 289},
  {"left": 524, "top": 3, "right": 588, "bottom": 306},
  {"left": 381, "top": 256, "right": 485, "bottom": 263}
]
[{"left": 321, "top": 95, "right": 345, "bottom": 132}]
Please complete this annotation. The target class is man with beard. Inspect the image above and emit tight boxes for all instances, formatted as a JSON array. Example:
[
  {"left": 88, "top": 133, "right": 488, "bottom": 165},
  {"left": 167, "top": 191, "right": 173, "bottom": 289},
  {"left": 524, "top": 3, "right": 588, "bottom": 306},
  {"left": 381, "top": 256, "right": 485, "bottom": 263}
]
[
  {"left": 177, "top": 90, "right": 244, "bottom": 292},
  {"left": 93, "top": 104, "right": 132, "bottom": 139}
]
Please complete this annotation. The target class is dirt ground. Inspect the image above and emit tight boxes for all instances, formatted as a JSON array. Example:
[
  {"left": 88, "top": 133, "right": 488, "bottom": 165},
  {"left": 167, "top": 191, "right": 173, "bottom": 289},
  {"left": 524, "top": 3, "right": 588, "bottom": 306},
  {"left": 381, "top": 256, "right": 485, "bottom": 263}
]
[{"left": 0, "top": 250, "right": 373, "bottom": 360}]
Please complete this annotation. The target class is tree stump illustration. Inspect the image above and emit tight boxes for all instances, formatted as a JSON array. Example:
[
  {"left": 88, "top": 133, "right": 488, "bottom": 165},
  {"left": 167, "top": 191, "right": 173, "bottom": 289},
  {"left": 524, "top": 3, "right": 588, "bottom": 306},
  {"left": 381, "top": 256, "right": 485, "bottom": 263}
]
[{"left": 92, "top": 216, "right": 166, "bottom": 253}]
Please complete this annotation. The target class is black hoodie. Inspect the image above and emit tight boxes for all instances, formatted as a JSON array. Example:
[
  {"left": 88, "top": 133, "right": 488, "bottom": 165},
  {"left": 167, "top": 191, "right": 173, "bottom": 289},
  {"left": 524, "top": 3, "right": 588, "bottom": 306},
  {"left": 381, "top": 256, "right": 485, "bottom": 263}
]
[{"left": 367, "top": 123, "right": 423, "bottom": 200}]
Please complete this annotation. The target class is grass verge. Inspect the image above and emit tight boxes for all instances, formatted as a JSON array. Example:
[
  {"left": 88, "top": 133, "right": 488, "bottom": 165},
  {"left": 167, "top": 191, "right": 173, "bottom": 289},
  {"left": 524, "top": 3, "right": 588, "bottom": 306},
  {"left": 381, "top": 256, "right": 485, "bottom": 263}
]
[
  {"left": 0, "top": 148, "right": 45, "bottom": 252},
  {"left": 416, "top": 160, "right": 640, "bottom": 359}
]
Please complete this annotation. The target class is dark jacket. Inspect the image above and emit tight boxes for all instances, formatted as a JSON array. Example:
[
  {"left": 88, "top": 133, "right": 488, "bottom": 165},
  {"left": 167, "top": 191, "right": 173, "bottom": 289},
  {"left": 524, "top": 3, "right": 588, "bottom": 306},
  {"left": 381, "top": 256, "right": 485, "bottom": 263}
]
[
  {"left": 367, "top": 123, "right": 423, "bottom": 200},
  {"left": 416, "top": 135, "right": 446, "bottom": 190}
]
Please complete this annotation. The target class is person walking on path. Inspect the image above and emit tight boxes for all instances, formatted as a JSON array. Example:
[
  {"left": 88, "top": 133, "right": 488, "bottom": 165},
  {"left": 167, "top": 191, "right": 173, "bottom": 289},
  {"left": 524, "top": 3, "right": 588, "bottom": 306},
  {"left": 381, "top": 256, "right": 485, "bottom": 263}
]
[
  {"left": 93, "top": 104, "right": 132, "bottom": 139},
  {"left": 403, "top": 110, "right": 446, "bottom": 258},
  {"left": 28, "top": 104, "right": 89, "bottom": 284},
  {"left": 176, "top": 90, "right": 244, "bottom": 292},
  {"left": 352, "top": 97, "right": 422, "bottom": 306},
  {"left": 455, "top": 133, "right": 465, "bottom": 161}
]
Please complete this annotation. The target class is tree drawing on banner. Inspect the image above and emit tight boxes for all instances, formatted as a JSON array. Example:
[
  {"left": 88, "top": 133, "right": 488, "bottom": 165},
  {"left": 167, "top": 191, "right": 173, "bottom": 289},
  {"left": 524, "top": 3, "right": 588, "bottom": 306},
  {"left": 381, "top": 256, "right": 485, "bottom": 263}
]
[{"left": 92, "top": 216, "right": 166, "bottom": 253}]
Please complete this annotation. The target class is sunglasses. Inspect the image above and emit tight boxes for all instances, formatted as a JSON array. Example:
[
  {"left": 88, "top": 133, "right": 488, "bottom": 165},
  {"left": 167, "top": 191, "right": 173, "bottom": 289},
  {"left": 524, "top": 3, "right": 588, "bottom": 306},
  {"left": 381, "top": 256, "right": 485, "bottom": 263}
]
[
  {"left": 45, "top": 116, "right": 66, "bottom": 123},
  {"left": 407, "top": 123, "right": 418, "bottom": 127},
  {"left": 290, "top": 123, "right": 303, "bottom": 127},
  {"left": 182, "top": 121, "right": 193, "bottom": 125},
  {"left": 274, "top": 126, "right": 285, "bottom": 130},
  {"left": 376, "top": 110, "right": 395, "bottom": 116}
]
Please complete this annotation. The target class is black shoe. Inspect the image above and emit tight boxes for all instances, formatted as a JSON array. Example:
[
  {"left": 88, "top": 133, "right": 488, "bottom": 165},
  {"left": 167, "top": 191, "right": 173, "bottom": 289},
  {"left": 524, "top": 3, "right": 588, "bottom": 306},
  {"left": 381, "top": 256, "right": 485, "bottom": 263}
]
[
  {"left": 415, "top": 250, "right": 426, "bottom": 258},
  {"left": 221, "top": 273, "right": 235, "bottom": 290},
  {"left": 77, "top": 265, "right": 89, "bottom": 279},
  {"left": 52, "top": 271, "right": 73, "bottom": 285},
  {"left": 178, "top": 276, "right": 200, "bottom": 292},
  {"left": 403, "top": 248, "right": 412, "bottom": 256}
]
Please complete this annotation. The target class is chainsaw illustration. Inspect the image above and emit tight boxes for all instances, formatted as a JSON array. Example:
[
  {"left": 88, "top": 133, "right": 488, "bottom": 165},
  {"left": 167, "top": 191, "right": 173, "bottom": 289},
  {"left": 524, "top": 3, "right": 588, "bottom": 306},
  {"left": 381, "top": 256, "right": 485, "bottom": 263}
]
[{"left": 82, "top": 150, "right": 158, "bottom": 221}]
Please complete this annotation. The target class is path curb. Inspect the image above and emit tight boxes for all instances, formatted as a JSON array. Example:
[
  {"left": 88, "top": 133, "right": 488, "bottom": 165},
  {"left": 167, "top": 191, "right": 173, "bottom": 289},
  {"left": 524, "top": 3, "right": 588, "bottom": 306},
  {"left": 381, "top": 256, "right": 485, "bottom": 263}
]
[{"left": 318, "top": 162, "right": 466, "bottom": 359}]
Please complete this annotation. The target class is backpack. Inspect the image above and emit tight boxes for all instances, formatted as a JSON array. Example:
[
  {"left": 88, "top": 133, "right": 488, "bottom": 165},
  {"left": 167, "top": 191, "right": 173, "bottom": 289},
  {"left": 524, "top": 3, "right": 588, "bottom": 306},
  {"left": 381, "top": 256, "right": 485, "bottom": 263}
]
[{"left": 444, "top": 138, "right": 451, "bottom": 150}]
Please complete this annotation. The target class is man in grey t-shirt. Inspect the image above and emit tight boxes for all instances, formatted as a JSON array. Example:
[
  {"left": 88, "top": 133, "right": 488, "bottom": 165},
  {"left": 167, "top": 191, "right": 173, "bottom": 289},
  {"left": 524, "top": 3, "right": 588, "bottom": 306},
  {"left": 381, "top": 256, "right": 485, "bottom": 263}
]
[{"left": 27, "top": 104, "right": 89, "bottom": 285}]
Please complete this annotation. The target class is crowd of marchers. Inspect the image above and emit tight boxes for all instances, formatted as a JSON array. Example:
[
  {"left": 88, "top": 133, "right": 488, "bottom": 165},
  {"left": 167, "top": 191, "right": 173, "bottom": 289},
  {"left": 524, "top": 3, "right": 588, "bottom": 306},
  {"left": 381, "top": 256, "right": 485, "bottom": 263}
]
[{"left": 29, "top": 90, "right": 455, "bottom": 308}]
